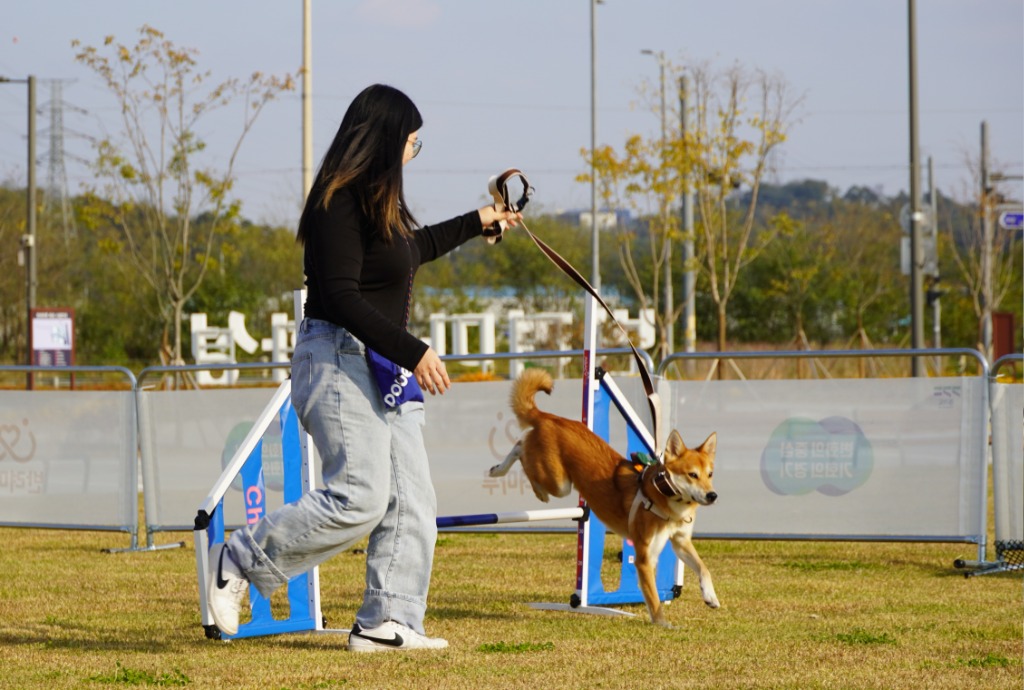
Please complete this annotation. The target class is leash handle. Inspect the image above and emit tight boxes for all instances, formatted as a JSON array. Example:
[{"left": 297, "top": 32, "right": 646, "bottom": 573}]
[{"left": 485, "top": 168, "right": 533, "bottom": 245}]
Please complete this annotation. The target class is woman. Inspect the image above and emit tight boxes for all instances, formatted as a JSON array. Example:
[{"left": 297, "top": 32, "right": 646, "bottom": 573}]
[{"left": 208, "top": 84, "right": 519, "bottom": 652}]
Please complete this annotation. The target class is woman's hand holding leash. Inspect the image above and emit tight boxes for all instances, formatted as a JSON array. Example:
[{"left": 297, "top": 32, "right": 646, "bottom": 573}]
[
  {"left": 482, "top": 169, "right": 532, "bottom": 244},
  {"left": 478, "top": 205, "right": 521, "bottom": 233},
  {"left": 414, "top": 346, "right": 450, "bottom": 396}
]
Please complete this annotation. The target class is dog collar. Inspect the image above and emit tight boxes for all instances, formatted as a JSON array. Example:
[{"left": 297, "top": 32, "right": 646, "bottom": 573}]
[
  {"left": 484, "top": 168, "right": 534, "bottom": 244},
  {"left": 652, "top": 468, "right": 681, "bottom": 499}
]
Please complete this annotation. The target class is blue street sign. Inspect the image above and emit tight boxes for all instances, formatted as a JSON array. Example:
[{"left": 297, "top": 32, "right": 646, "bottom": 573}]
[{"left": 998, "top": 211, "right": 1023, "bottom": 231}]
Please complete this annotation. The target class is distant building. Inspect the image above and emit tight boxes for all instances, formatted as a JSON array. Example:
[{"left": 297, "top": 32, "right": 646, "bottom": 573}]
[{"left": 559, "top": 208, "right": 632, "bottom": 230}]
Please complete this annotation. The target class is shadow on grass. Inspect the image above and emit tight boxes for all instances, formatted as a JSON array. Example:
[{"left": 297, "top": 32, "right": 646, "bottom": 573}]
[{"left": 0, "top": 629, "right": 180, "bottom": 653}]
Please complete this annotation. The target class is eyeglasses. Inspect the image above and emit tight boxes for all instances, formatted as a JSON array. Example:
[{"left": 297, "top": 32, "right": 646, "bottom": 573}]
[{"left": 409, "top": 138, "right": 422, "bottom": 159}]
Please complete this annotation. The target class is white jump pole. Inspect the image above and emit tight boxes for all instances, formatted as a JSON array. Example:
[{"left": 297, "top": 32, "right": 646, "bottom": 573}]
[{"left": 437, "top": 507, "right": 585, "bottom": 529}]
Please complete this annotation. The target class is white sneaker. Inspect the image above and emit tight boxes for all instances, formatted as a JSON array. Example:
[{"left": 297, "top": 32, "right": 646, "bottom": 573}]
[
  {"left": 207, "top": 543, "right": 248, "bottom": 636},
  {"left": 348, "top": 621, "right": 449, "bottom": 652}
]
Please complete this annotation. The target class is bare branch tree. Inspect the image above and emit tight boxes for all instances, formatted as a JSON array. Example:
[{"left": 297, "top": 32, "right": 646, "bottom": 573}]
[
  {"left": 689, "top": 62, "right": 800, "bottom": 354},
  {"left": 73, "top": 25, "right": 295, "bottom": 367},
  {"left": 947, "top": 149, "right": 1022, "bottom": 360},
  {"left": 582, "top": 60, "right": 800, "bottom": 365}
]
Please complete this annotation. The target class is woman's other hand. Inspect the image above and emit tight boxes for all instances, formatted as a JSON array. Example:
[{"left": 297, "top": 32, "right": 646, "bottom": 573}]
[{"left": 414, "top": 347, "right": 451, "bottom": 396}]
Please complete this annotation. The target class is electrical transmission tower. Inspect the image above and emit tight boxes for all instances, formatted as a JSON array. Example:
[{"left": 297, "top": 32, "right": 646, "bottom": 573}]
[{"left": 40, "top": 79, "right": 79, "bottom": 242}]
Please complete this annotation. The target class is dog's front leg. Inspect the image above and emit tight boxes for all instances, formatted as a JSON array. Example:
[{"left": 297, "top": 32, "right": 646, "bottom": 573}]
[
  {"left": 633, "top": 542, "right": 670, "bottom": 627},
  {"left": 488, "top": 440, "right": 522, "bottom": 477},
  {"left": 671, "top": 535, "right": 720, "bottom": 609}
]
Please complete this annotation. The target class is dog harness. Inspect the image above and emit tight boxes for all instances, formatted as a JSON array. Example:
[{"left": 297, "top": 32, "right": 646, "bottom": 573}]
[
  {"left": 628, "top": 465, "right": 672, "bottom": 526},
  {"left": 487, "top": 168, "right": 665, "bottom": 458},
  {"left": 627, "top": 460, "right": 694, "bottom": 532}
]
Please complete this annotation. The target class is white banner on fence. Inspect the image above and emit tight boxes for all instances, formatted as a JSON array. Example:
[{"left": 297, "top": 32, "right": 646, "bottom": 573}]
[
  {"left": 990, "top": 381, "right": 1023, "bottom": 543},
  {"left": 0, "top": 390, "right": 136, "bottom": 531},
  {"left": 660, "top": 376, "right": 987, "bottom": 540},
  {"left": 139, "top": 387, "right": 291, "bottom": 532}
]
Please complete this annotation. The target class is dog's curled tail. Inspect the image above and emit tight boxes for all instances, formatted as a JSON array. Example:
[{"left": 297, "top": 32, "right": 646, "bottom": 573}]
[{"left": 511, "top": 368, "right": 554, "bottom": 427}]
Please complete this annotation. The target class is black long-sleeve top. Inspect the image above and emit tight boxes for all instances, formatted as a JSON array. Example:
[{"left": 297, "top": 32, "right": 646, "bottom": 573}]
[{"left": 302, "top": 187, "right": 482, "bottom": 372}]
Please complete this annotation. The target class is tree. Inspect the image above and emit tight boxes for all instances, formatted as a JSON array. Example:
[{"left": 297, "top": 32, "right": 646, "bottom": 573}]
[
  {"left": 581, "top": 137, "right": 676, "bottom": 361},
  {"left": 583, "top": 60, "right": 798, "bottom": 363},
  {"left": 185, "top": 219, "right": 304, "bottom": 348},
  {"left": 759, "top": 213, "right": 832, "bottom": 348},
  {"left": 830, "top": 199, "right": 905, "bottom": 352},
  {"left": 72, "top": 26, "right": 294, "bottom": 367},
  {"left": 687, "top": 62, "right": 799, "bottom": 355},
  {"left": 0, "top": 184, "right": 27, "bottom": 362},
  {"left": 946, "top": 152, "right": 1023, "bottom": 361}
]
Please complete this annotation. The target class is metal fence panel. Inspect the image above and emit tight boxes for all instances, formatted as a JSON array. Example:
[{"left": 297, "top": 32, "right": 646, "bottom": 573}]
[
  {"left": 991, "top": 357, "right": 1023, "bottom": 550},
  {"left": 660, "top": 375, "right": 987, "bottom": 543},
  {"left": 0, "top": 366, "right": 137, "bottom": 542}
]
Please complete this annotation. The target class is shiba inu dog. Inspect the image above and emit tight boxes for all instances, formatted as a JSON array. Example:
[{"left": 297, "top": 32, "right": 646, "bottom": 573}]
[{"left": 489, "top": 368, "right": 720, "bottom": 626}]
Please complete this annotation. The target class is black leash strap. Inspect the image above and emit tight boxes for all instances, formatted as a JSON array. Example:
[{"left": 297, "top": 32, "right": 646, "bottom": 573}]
[{"left": 490, "top": 168, "right": 663, "bottom": 455}]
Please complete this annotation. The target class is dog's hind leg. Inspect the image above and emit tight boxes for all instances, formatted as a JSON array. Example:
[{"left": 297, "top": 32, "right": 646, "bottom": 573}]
[{"left": 489, "top": 440, "right": 522, "bottom": 477}]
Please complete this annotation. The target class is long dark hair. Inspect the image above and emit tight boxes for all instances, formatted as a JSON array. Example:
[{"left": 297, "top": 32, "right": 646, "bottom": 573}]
[{"left": 297, "top": 84, "right": 422, "bottom": 245}]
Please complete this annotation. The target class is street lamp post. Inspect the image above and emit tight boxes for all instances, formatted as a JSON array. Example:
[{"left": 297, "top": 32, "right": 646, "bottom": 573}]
[
  {"left": 590, "top": 0, "right": 600, "bottom": 292},
  {"left": 907, "top": 0, "right": 925, "bottom": 376},
  {"left": 679, "top": 75, "right": 696, "bottom": 366},
  {"left": 1, "top": 75, "right": 37, "bottom": 371},
  {"left": 641, "top": 49, "right": 672, "bottom": 354}
]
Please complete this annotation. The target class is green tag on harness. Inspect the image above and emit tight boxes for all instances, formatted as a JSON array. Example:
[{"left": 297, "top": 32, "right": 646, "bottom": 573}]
[{"left": 630, "top": 451, "right": 656, "bottom": 467}]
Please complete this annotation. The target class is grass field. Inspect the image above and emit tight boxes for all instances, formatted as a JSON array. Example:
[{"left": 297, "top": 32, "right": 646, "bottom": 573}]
[{"left": 0, "top": 522, "right": 1020, "bottom": 690}]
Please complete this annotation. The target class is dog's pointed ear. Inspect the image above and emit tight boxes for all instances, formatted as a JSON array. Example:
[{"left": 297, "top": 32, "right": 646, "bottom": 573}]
[
  {"left": 698, "top": 431, "right": 717, "bottom": 457},
  {"left": 666, "top": 429, "right": 686, "bottom": 455}
]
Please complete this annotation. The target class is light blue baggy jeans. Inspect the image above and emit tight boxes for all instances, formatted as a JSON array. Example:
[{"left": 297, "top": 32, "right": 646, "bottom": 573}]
[{"left": 225, "top": 317, "right": 438, "bottom": 634}]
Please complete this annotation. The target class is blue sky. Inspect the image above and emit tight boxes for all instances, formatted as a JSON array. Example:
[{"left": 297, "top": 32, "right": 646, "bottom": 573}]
[{"left": 1, "top": 0, "right": 1021, "bottom": 227}]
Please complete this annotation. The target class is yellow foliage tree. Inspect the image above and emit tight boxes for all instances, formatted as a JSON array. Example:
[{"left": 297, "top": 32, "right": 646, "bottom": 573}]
[{"left": 582, "top": 60, "right": 799, "bottom": 362}]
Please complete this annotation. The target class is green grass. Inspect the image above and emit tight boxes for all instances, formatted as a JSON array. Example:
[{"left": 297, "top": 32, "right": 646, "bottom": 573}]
[{"left": 0, "top": 527, "right": 1020, "bottom": 690}]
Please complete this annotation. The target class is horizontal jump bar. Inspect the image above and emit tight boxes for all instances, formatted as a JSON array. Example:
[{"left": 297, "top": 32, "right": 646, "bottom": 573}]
[{"left": 436, "top": 507, "right": 585, "bottom": 529}]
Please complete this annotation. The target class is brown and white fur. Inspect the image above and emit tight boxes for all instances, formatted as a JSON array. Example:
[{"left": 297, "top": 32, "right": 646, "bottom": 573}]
[{"left": 489, "top": 368, "right": 719, "bottom": 626}]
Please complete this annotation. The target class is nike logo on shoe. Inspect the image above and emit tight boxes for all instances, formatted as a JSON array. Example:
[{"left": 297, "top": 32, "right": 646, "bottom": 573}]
[
  {"left": 352, "top": 626, "right": 405, "bottom": 647},
  {"left": 215, "top": 548, "right": 230, "bottom": 589}
]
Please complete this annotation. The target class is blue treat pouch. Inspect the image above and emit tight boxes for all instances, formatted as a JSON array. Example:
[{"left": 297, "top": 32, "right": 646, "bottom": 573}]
[{"left": 366, "top": 349, "right": 423, "bottom": 408}]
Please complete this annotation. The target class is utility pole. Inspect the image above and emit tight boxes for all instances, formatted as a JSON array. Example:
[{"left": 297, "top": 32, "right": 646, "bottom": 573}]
[
  {"left": 27, "top": 75, "right": 37, "bottom": 345},
  {"left": 926, "top": 156, "right": 942, "bottom": 373},
  {"left": 907, "top": 0, "right": 925, "bottom": 376},
  {"left": 980, "top": 121, "right": 993, "bottom": 363},
  {"left": 301, "top": 0, "right": 313, "bottom": 202},
  {"left": 680, "top": 74, "right": 696, "bottom": 368},
  {"left": 0, "top": 75, "right": 37, "bottom": 376}
]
